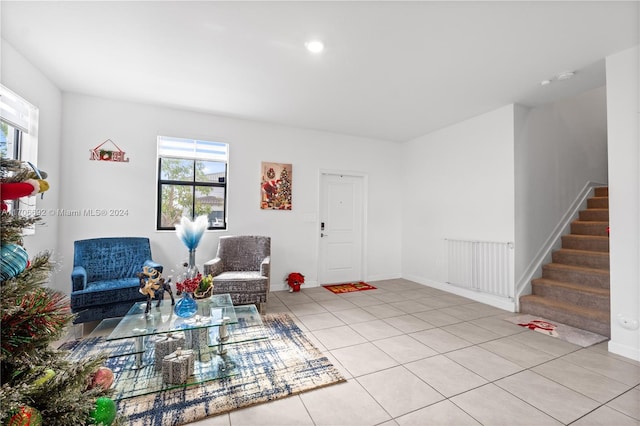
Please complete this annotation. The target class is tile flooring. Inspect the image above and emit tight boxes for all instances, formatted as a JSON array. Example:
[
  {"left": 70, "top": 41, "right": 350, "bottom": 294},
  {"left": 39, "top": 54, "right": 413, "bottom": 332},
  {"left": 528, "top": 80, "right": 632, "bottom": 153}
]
[
  {"left": 68, "top": 278, "right": 625, "bottom": 425},
  {"left": 187, "top": 279, "right": 639, "bottom": 426}
]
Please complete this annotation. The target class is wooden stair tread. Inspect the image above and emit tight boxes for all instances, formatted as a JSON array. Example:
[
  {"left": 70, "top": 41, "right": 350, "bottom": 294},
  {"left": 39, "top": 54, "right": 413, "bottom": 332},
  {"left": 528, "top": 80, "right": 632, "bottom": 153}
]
[
  {"left": 543, "top": 262, "right": 610, "bottom": 275},
  {"left": 561, "top": 234, "right": 610, "bottom": 253},
  {"left": 520, "top": 294, "right": 609, "bottom": 320},
  {"left": 531, "top": 278, "right": 610, "bottom": 296},
  {"left": 555, "top": 248, "right": 609, "bottom": 257},
  {"left": 571, "top": 220, "right": 609, "bottom": 225},
  {"left": 563, "top": 234, "right": 609, "bottom": 241}
]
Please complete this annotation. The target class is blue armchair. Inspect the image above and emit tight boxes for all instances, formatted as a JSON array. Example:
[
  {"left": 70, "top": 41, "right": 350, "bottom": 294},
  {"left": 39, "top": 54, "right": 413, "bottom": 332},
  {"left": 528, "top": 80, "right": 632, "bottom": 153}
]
[{"left": 70, "top": 237, "right": 162, "bottom": 324}]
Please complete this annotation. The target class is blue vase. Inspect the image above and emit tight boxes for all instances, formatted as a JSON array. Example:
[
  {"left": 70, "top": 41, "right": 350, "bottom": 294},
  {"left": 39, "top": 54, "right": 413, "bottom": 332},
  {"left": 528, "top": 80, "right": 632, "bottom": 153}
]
[{"left": 174, "top": 292, "right": 198, "bottom": 318}]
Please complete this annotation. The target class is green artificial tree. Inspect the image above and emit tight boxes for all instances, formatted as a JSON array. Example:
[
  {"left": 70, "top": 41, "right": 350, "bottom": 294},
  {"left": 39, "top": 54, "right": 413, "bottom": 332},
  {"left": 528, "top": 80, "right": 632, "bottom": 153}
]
[{"left": 0, "top": 157, "right": 116, "bottom": 425}]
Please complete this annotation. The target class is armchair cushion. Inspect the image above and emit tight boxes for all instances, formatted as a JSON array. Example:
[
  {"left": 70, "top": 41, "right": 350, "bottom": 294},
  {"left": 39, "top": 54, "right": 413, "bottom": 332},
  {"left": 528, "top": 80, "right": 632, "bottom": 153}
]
[{"left": 70, "top": 237, "right": 162, "bottom": 324}]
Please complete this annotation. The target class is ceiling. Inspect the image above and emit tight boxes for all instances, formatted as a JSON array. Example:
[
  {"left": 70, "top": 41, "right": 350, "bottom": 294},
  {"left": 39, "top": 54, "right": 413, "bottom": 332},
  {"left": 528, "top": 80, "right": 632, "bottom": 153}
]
[{"left": 1, "top": 1, "right": 638, "bottom": 142}]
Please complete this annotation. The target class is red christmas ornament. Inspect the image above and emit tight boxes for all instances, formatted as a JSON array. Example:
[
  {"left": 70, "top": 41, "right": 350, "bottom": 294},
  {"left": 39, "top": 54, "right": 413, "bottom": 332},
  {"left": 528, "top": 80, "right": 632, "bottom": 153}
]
[
  {"left": 89, "top": 366, "right": 114, "bottom": 390},
  {"left": 6, "top": 406, "right": 43, "bottom": 426}
]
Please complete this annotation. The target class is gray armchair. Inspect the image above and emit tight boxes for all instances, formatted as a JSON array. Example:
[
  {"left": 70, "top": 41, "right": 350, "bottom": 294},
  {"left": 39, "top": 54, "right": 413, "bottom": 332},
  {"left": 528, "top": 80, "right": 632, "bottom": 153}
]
[{"left": 203, "top": 236, "right": 270, "bottom": 313}]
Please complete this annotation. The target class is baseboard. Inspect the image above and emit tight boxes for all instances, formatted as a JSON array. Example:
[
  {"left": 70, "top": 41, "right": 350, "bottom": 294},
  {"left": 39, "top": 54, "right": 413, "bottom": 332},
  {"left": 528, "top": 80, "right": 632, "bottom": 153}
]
[
  {"left": 403, "top": 274, "right": 517, "bottom": 312},
  {"left": 271, "top": 274, "right": 402, "bottom": 292},
  {"left": 272, "top": 279, "right": 320, "bottom": 292},
  {"left": 608, "top": 340, "right": 640, "bottom": 362}
]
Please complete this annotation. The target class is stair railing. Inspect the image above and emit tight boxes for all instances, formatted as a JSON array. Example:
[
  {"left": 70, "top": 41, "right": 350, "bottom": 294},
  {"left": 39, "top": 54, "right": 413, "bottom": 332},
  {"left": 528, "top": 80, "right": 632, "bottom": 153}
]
[{"left": 515, "top": 180, "right": 607, "bottom": 309}]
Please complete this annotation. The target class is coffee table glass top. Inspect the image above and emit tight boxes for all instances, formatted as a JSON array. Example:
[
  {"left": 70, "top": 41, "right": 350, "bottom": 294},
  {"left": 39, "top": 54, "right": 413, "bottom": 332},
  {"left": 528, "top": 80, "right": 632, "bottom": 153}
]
[
  {"left": 83, "top": 298, "right": 270, "bottom": 400},
  {"left": 106, "top": 294, "right": 237, "bottom": 341}
]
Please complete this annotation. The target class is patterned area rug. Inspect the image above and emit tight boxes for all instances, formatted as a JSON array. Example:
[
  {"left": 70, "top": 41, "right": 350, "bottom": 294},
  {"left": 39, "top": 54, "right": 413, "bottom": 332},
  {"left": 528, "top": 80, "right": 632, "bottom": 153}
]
[
  {"left": 505, "top": 314, "right": 608, "bottom": 347},
  {"left": 62, "top": 314, "right": 346, "bottom": 425},
  {"left": 322, "top": 281, "right": 377, "bottom": 294}
]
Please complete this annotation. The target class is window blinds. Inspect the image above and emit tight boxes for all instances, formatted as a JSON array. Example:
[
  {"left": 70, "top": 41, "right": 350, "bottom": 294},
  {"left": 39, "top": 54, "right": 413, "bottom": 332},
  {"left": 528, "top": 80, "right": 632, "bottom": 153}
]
[
  {"left": 0, "top": 85, "right": 36, "bottom": 134},
  {"left": 157, "top": 136, "right": 228, "bottom": 162}
]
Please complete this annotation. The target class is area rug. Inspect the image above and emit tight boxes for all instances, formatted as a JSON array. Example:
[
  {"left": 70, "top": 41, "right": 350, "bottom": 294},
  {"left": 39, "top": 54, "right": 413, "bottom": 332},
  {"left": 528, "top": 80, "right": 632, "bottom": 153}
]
[
  {"left": 505, "top": 314, "right": 608, "bottom": 347},
  {"left": 62, "top": 314, "right": 346, "bottom": 425},
  {"left": 322, "top": 281, "right": 377, "bottom": 294}
]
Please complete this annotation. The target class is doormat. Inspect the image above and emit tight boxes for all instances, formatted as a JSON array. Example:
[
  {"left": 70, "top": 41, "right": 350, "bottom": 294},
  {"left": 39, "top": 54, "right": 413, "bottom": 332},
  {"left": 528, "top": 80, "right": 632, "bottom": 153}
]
[
  {"left": 323, "top": 281, "right": 377, "bottom": 294},
  {"left": 505, "top": 314, "right": 608, "bottom": 347},
  {"left": 62, "top": 314, "right": 346, "bottom": 425}
]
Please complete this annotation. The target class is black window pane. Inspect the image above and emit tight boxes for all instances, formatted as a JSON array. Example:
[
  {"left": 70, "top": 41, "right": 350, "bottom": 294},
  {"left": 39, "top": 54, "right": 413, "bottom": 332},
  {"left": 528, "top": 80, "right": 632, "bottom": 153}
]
[
  {"left": 160, "top": 158, "right": 194, "bottom": 181},
  {"left": 197, "top": 160, "right": 226, "bottom": 183},
  {"left": 159, "top": 184, "right": 194, "bottom": 228},
  {"left": 195, "top": 186, "right": 225, "bottom": 227}
]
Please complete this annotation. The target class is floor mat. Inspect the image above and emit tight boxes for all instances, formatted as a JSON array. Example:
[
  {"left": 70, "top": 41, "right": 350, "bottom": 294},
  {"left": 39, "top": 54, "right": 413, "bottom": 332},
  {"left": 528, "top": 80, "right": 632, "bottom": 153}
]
[
  {"left": 505, "top": 314, "right": 608, "bottom": 347},
  {"left": 322, "top": 281, "right": 377, "bottom": 294}
]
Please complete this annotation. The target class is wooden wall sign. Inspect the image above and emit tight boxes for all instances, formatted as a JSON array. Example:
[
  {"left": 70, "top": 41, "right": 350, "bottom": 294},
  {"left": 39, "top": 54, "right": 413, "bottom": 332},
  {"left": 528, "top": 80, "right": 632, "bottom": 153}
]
[{"left": 89, "top": 139, "right": 130, "bottom": 162}]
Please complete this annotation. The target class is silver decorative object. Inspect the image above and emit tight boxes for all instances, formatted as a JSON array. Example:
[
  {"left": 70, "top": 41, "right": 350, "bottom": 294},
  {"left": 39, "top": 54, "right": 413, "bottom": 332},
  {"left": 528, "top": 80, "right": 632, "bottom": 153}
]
[
  {"left": 161, "top": 347, "right": 195, "bottom": 385},
  {"left": 154, "top": 332, "right": 185, "bottom": 370},
  {"left": 184, "top": 315, "right": 211, "bottom": 349}
]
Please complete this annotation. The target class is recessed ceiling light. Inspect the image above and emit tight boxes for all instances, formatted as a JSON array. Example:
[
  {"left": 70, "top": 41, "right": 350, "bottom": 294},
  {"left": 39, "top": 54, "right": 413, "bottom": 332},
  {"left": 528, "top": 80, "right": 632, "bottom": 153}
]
[
  {"left": 305, "top": 40, "right": 324, "bottom": 54},
  {"left": 540, "top": 79, "right": 552, "bottom": 86}
]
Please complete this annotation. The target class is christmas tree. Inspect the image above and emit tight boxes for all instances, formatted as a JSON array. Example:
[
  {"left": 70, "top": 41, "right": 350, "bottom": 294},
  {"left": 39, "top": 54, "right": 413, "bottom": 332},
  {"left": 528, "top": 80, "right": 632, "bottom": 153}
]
[
  {"left": 276, "top": 167, "right": 292, "bottom": 209},
  {"left": 0, "top": 157, "right": 117, "bottom": 425}
]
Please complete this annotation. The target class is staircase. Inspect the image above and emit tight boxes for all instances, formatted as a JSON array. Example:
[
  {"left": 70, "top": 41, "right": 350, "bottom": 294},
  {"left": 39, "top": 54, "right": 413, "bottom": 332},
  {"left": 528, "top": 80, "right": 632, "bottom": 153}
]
[{"left": 520, "top": 187, "right": 610, "bottom": 337}]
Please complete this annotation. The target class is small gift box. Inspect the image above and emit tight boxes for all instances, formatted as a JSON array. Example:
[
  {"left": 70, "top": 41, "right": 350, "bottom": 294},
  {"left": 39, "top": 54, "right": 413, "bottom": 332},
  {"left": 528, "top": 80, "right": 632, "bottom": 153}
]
[
  {"left": 184, "top": 315, "right": 211, "bottom": 349},
  {"left": 154, "top": 332, "right": 185, "bottom": 370},
  {"left": 162, "top": 347, "right": 195, "bottom": 385}
]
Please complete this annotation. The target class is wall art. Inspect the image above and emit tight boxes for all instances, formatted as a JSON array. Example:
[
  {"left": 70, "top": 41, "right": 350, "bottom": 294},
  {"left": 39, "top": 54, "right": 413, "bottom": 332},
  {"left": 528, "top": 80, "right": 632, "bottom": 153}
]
[
  {"left": 89, "top": 139, "right": 130, "bottom": 162},
  {"left": 260, "top": 162, "right": 292, "bottom": 210}
]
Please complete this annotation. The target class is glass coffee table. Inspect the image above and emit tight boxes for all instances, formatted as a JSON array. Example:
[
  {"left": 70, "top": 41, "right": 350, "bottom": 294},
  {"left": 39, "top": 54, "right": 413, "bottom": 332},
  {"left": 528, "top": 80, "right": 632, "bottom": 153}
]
[{"left": 89, "top": 293, "right": 267, "bottom": 400}]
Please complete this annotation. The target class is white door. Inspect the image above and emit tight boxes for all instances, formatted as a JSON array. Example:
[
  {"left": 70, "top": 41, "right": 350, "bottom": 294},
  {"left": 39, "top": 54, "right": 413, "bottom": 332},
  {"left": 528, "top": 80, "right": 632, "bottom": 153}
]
[{"left": 319, "top": 173, "right": 364, "bottom": 284}]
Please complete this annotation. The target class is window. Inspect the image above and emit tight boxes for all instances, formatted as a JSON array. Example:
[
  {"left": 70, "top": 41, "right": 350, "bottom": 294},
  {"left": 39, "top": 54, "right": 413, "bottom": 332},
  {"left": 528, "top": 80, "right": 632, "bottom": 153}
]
[
  {"left": 1, "top": 85, "right": 39, "bottom": 232},
  {"left": 1, "top": 120, "right": 22, "bottom": 160},
  {"left": 157, "top": 136, "right": 228, "bottom": 230}
]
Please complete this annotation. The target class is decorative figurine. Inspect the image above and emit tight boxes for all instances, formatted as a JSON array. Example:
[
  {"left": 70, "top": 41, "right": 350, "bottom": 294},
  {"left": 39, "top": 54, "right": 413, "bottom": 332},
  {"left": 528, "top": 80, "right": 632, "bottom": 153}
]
[{"left": 137, "top": 266, "right": 175, "bottom": 314}]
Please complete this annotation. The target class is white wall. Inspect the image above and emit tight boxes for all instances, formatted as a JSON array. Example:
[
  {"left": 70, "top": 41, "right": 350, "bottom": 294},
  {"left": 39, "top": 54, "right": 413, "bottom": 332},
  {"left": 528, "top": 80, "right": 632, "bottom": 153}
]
[
  {"left": 606, "top": 46, "right": 640, "bottom": 361},
  {"left": 514, "top": 87, "right": 609, "bottom": 293},
  {"left": 400, "top": 105, "right": 516, "bottom": 308},
  {"left": 1, "top": 40, "right": 62, "bottom": 266},
  {"left": 56, "top": 93, "right": 402, "bottom": 295}
]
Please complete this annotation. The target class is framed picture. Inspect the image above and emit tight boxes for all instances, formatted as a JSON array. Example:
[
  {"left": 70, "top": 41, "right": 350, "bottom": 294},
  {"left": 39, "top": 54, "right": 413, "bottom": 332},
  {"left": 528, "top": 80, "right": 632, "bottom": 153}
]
[{"left": 260, "top": 162, "right": 292, "bottom": 210}]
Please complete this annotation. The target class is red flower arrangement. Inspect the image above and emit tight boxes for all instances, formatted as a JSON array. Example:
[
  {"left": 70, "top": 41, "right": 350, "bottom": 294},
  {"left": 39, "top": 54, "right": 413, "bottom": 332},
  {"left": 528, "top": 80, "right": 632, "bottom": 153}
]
[{"left": 176, "top": 273, "right": 202, "bottom": 294}]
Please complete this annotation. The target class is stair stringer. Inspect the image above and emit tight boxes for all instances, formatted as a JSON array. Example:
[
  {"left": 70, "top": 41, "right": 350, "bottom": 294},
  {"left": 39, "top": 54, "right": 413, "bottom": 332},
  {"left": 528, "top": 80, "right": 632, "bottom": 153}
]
[{"left": 515, "top": 181, "right": 608, "bottom": 310}]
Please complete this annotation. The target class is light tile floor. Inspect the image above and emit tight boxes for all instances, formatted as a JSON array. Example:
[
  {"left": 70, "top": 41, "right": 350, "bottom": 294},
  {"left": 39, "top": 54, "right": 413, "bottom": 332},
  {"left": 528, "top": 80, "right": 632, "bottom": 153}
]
[{"left": 169, "top": 279, "right": 640, "bottom": 425}]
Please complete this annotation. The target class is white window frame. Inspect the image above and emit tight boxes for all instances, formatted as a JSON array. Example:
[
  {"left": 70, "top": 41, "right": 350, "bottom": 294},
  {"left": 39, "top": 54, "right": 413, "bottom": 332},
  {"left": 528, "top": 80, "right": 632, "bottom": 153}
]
[{"left": 1, "top": 85, "right": 40, "bottom": 235}]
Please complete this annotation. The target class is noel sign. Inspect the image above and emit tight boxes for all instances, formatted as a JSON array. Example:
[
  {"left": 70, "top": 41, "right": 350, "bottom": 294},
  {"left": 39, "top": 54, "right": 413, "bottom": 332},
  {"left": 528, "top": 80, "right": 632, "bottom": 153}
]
[{"left": 90, "top": 139, "right": 130, "bottom": 163}]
